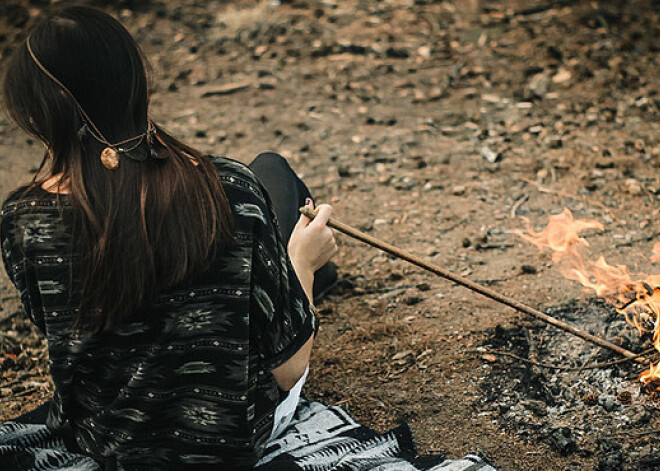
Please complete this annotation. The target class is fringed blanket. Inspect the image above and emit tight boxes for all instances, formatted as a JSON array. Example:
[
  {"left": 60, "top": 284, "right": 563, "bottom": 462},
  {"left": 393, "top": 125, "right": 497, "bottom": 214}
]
[{"left": 0, "top": 399, "right": 496, "bottom": 471}]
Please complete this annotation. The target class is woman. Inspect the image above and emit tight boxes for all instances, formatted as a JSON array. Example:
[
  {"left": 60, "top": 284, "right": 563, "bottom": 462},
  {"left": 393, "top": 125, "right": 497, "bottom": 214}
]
[{"left": 1, "top": 6, "right": 336, "bottom": 469}]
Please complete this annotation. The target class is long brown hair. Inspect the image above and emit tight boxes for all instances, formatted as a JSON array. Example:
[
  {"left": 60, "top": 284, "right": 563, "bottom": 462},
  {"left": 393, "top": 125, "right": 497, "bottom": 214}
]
[{"left": 2, "top": 7, "right": 234, "bottom": 333}]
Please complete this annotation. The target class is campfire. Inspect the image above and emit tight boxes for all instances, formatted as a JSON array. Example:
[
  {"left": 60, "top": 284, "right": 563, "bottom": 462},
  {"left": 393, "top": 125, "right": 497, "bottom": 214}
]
[{"left": 518, "top": 209, "right": 660, "bottom": 389}]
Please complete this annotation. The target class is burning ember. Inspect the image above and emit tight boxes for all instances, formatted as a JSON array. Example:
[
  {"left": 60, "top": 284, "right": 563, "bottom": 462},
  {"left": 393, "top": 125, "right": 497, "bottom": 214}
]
[
  {"left": 517, "top": 209, "right": 660, "bottom": 387},
  {"left": 652, "top": 243, "right": 660, "bottom": 263}
]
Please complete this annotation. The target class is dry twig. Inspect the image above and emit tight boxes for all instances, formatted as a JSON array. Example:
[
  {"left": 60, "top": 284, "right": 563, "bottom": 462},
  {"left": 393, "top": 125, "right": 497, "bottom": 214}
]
[{"left": 510, "top": 194, "right": 529, "bottom": 219}]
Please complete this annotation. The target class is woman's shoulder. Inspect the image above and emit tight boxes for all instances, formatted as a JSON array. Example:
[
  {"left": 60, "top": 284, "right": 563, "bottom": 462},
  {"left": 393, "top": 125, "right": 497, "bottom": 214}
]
[
  {"left": 208, "top": 155, "right": 256, "bottom": 181},
  {"left": 1, "top": 185, "right": 66, "bottom": 244},
  {"left": 2, "top": 184, "right": 62, "bottom": 216},
  {"left": 208, "top": 156, "right": 268, "bottom": 205}
]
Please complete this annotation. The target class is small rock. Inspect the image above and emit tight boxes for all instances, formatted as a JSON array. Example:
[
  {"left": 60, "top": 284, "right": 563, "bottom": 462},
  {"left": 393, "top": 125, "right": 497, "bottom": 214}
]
[
  {"left": 598, "top": 452, "right": 624, "bottom": 471},
  {"left": 412, "top": 89, "right": 426, "bottom": 103},
  {"left": 385, "top": 47, "right": 409, "bottom": 59},
  {"left": 522, "top": 400, "right": 548, "bottom": 417},
  {"left": 598, "top": 395, "right": 618, "bottom": 412},
  {"left": 481, "top": 93, "right": 501, "bottom": 105},
  {"left": 452, "top": 185, "right": 466, "bottom": 196},
  {"left": 545, "top": 137, "right": 563, "bottom": 149},
  {"left": 595, "top": 160, "right": 615, "bottom": 169},
  {"left": 428, "top": 87, "right": 446, "bottom": 101},
  {"left": 624, "top": 178, "right": 643, "bottom": 196},
  {"left": 548, "top": 427, "right": 577, "bottom": 455},
  {"left": 481, "top": 146, "right": 501, "bottom": 163},
  {"left": 628, "top": 408, "right": 651, "bottom": 426},
  {"left": 552, "top": 67, "right": 572, "bottom": 84},
  {"left": 417, "top": 45, "right": 431, "bottom": 58},
  {"left": 586, "top": 108, "right": 599, "bottom": 124},
  {"left": 528, "top": 73, "right": 549, "bottom": 98},
  {"left": 521, "top": 265, "right": 537, "bottom": 274},
  {"left": 403, "top": 296, "right": 422, "bottom": 306}
]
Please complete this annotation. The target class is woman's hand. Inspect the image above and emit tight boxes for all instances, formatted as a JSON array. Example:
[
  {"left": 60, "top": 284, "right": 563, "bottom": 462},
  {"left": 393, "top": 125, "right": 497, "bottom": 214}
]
[{"left": 288, "top": 199, "right": 337, "bottom": 298}]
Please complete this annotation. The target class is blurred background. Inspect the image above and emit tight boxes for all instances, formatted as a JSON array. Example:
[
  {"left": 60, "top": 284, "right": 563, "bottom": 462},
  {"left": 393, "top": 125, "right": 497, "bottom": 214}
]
[{"left": 0, "top": 1, "right": 658, "bottom": 470}]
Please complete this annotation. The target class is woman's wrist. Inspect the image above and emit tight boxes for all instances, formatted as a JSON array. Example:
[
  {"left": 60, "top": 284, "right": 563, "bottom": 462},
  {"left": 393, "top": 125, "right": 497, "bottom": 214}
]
[
  {"left": 290, "top": 258, "right": 315, "bottom": 304},
  {"left": 289, "top": 252, "right": 310, "bottom": 273}
]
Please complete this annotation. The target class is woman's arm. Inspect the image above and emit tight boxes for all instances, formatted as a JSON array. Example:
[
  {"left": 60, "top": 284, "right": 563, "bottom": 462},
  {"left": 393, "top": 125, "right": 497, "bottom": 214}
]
[{"left": 271, "top": 203, "right": 336, "bottom": 391}]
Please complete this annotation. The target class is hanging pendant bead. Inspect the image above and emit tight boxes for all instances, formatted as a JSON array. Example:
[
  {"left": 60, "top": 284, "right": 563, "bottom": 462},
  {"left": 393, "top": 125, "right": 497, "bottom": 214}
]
[{"left": 100, "top": 147, "right": 120, "bottom": 170}]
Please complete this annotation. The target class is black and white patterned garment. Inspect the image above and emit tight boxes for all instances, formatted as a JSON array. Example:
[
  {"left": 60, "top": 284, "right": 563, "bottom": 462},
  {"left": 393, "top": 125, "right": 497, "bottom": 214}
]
[
  {"left": 0, "top": 399, "right": 496, "bottom": 471},
  {"left": 0, "top": 157, "right": 317, "bottom": 469}
]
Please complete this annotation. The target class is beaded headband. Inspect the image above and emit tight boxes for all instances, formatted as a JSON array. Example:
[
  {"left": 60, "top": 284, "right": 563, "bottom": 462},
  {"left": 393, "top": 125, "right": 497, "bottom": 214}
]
[{"left": 26, "top": 35, "right": 164, "bottom": 170}]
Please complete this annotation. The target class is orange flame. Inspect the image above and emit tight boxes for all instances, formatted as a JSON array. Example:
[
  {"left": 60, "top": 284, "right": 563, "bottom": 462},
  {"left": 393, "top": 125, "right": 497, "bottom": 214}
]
[
  {"left": 518, "top": 209, "right": 660, "bottom": 387},
  {"left": 517, "top": 209, "right": 603, "bottom": 262}
]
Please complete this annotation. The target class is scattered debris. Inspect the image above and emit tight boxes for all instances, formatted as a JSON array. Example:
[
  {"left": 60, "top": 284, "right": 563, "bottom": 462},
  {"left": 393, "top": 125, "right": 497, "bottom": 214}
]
[
  {"left": 200, "top": 81, "right": 251, "bottom": 97},
  {"left": 479, "top": 300, "right": 660, "bottom": 466}
]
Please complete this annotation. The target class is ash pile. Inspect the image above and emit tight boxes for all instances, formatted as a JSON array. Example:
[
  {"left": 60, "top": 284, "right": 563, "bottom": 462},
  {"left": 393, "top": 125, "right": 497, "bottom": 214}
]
[{"left": 477, "top": 299, "right": 660, "bottom": 470}]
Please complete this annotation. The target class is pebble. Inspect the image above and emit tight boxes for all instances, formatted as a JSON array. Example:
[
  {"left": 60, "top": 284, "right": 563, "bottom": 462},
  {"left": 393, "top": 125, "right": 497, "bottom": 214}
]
[
  {"left": 624, "top": 178, "right": 643, "bottom": 196},
  {"left": 480, "top": 146, "right": 500, "bottom": 163},
  {"left": 548, "top": 427, "right": 577, "bottom": 455},
  {"left": 598, "top": 451, "right": 624, "bottom": 471},
  {"left": 403, "top": 295, "right": 422, "bottom": 306},
  {"left": 596, "top": 394, "right": 621, "bottom": 413},
  {"left": 521, "top": 265, "right": 537, "bottom": 274},
  {"left": 522, "top": 400, "right": 548, "bottom": 417}
]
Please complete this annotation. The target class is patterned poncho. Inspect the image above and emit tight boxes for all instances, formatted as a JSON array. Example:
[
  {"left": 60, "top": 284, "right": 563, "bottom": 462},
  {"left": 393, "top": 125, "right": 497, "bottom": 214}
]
[{"left": 0, "top": 157, "right": 316, "bottom": 469}]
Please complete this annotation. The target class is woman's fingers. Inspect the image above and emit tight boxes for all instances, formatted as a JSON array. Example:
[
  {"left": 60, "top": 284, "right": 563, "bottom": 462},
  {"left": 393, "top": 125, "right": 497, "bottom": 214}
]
[
  {"left": 309, "top": 204, "right": 332, "bottom": 228},
  {"left": 288, "top": 202, "right": 336, "bottom": 273},
  {"left": 294, "top": 197, "right": 315, "bottom": 230}
]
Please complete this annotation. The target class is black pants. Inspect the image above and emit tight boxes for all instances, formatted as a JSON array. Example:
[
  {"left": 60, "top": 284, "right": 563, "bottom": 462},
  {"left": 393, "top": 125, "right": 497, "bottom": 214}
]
[
  {"left": 248, "top": 152, "right": 312, "bottom": 248},
  {"left": 249, "top": 152, "right": 337, "bottom": 301}
]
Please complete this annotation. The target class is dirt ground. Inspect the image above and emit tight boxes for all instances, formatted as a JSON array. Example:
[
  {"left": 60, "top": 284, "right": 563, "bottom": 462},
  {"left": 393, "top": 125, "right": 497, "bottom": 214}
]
[{"left": 0, "top": 1, "right": 659, "bottom": 469}]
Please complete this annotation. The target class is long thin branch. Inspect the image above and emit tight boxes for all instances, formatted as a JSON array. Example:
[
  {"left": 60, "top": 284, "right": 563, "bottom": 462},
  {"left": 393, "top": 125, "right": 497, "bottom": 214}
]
[
  {"left": 301, "top": 207, "right": 647, "bottom": 364},
  {"left": 468, "top": 348, "right": 657, "bottom": 372}
]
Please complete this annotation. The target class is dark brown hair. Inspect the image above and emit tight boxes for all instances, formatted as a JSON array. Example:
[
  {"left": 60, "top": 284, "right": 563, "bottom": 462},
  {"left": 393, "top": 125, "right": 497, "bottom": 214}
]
[{"left": 3, "top": 6, "right": 234, "bottom": 333}]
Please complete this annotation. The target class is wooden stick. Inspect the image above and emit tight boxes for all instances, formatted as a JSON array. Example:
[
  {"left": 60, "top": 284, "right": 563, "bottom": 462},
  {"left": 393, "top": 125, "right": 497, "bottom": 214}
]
[{"left": 300, "top": 207, "right": 649, "bottom": 365}]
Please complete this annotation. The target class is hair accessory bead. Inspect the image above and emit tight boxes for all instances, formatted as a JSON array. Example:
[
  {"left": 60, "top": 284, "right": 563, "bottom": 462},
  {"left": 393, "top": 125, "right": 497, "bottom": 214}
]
[{"left": 100, "top": 147, "right": 120, "bottom": 170}]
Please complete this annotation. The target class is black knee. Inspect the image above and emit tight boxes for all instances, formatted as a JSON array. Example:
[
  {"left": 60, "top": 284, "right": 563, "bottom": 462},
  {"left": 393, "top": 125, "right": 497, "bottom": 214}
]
[{"left": 249, "top": 152, "right": 291, "bottom": 174}]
